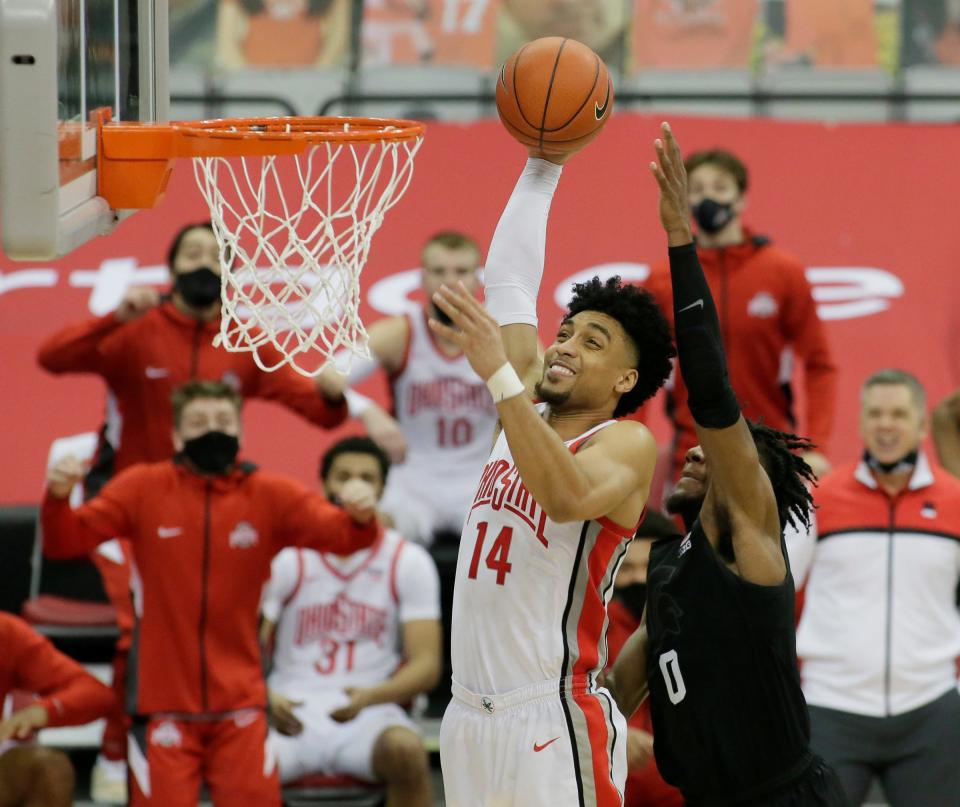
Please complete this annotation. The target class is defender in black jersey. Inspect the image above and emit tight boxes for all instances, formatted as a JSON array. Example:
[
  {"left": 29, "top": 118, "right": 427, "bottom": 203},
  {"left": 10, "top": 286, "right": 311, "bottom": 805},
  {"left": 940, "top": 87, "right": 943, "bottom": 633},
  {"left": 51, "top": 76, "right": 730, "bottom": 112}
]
[{"left": 607, "top": 124, "right": 849, "bottom": 807}]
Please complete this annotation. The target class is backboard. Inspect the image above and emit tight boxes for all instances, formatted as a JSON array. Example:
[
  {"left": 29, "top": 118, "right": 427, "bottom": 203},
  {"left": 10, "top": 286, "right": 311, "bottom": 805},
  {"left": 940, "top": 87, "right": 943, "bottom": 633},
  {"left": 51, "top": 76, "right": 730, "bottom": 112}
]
[{"left": 0, "top": 0, "right": 168, "bottom": 260}]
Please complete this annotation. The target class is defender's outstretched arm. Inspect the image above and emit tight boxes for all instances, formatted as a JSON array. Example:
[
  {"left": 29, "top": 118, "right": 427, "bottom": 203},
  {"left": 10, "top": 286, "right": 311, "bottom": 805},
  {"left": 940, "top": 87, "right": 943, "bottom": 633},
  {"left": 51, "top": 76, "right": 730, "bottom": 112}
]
[{"left": 651, "top": 123, "right": 783, "bottom": 585}]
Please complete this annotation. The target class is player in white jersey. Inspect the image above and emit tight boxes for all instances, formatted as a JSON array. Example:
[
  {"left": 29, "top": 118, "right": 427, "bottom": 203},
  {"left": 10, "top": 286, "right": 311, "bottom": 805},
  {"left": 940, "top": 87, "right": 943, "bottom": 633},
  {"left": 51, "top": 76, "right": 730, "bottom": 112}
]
[
  {"left": 260, "top": 437, "right": 442, "bottom": 807},
  {"left": 427, "top": 146, "right": 676, "bottom": 804},
  {"left": 316, "top": 231, "right": 498, "bottom": 545}
]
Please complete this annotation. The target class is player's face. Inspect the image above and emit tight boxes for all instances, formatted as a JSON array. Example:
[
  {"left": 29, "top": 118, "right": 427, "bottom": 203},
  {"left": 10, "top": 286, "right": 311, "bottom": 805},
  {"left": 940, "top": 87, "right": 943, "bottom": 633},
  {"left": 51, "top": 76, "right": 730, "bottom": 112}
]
[
  {"left": 503, "top": 0, "right": 626, "bottom": 54},
  {"left": 421, "top": 244, "right": 480, "bottom": 303},
  {"left": 666, "top": 445, "right": 708, "bottom": 513},
  {"left": 536, "top": 311, "right": 638, "bottom": 412},
  {"left": 172, "top": 228, "right": 220, "bottom": 277},
  {"left": 687, "top": 164, "right": 743, "bottom": 212},
  {"left": 173, "top": 397, "right": 242, "bottom": 449},
  {"left": 859, "top": 384, "right": 927, "bottom": 465},
  {"left": 323, "top": 452, "right": 385, "bottom": 502}
]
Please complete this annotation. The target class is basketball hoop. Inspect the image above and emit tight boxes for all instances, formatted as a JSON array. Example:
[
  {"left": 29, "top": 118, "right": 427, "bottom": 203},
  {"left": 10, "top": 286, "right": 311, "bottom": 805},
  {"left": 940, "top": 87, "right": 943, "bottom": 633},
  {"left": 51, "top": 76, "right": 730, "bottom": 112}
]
[{"left": 96, "top": 112, "right": 425, "bottom": 377}]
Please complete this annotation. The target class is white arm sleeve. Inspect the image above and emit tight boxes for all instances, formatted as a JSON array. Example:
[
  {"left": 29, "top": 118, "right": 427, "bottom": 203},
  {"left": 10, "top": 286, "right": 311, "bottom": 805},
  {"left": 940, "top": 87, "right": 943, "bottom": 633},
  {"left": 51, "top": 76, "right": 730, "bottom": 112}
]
[
  {"left": 395, "top": 543, "right": 441, "bottom": 623},
  {"left": 260, "top": 548, "right": 301, "bottom": 623},
  {"left": 485, "top": 157, "right": 563, "bottom": 327}
]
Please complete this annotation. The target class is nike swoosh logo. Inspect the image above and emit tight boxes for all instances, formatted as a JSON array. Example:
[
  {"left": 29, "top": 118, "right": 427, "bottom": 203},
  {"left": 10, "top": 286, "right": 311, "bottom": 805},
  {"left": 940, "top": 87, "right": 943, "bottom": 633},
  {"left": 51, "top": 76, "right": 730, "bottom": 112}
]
[
  {"left": 157, "top": 527, "right": 182, "bottom": 539},
  {"left": 533, "top": 737, "right": 560, "bottom": 752},
  {"left": 594, "top": 80, "right": 611, "bottom": 120},
  {"left": 145, "top": 366, "right": 169, "bottom": 379},
  {"left": 678, "top": 298, "right": 704, "bottom": 313}
]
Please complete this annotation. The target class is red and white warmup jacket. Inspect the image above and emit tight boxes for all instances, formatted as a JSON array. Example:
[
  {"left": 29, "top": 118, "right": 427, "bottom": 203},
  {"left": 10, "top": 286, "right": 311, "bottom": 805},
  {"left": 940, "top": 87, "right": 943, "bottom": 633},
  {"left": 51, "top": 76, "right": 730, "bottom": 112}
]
[
  {"left": 798, "top": 453, "right": 960, "bottom": 717},
  {"left": 41, "top": 459, "right": 377, "bottom": 716},
  {"left": 37, "top": 301, "right": 346, "bottom": 474},
  {"left": 0, "top": 613, "right": 115, "bottom": 728}
]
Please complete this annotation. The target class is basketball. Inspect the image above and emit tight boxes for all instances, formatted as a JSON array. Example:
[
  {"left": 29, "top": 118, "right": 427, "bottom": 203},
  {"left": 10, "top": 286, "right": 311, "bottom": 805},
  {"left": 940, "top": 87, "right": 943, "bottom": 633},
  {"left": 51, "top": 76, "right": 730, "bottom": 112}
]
[{"left": 495, "top": 37, "right": 613, "bottom": 156}]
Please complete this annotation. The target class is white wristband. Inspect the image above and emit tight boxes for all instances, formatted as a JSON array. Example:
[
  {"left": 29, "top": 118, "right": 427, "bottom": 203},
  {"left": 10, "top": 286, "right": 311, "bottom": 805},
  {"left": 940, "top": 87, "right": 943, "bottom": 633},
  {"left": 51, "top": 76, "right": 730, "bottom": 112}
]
[
  {"left": 345, "top": 389, "right": 374, "bottom": 418},
  {"left": 485, "top": 362, "right": 526, "bottom": 403}
]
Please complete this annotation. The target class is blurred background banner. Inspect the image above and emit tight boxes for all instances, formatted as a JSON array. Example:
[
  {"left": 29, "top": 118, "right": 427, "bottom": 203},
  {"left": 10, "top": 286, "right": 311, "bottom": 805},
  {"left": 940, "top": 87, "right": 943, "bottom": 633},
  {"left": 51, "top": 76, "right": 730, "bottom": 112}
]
[
  {"left": 159, "top": 0, "right": 956, "bottom": 74},
  {"left": 3, "top": 112, "right": 958, "bottom": 505}
]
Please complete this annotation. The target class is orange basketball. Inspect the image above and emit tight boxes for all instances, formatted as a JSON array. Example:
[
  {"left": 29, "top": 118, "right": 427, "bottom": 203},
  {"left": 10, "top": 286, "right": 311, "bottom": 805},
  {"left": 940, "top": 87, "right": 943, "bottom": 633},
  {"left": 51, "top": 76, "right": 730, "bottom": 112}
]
[{"left": 495, "top": 37, "right": 614, "bottom": 155}]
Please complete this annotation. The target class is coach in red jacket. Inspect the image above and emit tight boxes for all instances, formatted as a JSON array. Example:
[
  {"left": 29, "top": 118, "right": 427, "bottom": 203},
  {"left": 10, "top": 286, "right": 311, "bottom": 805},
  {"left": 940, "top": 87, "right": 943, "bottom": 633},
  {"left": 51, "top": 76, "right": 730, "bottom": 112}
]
[
  {"left": 41, "top": 380, "right": 379, "bottom": 807},
  {"left": 0, "top": 613, "right": 115, "bottom": 806},
  {"left": 36, "top": 222, "right": 346, "bottom": 490},
  {"left": 640, "top": 149, "right": 836, "bottom": 481}
]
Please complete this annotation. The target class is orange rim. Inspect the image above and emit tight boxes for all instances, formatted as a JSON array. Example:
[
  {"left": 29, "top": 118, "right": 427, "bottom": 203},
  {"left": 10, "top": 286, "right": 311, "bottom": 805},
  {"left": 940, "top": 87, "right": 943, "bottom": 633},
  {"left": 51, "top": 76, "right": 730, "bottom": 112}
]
[
  {"left": 175, "top": 116, "right": 425, "bottom": 145},
  {"left": 95, "top": 110, "right": 426, "bottom": 209}
]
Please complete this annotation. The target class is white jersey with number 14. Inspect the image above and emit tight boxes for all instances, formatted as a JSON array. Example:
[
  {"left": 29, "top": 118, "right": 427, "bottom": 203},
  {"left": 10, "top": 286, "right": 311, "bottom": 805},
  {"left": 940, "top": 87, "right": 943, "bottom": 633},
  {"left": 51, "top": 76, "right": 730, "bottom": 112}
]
[{"left": 451, "top": 408, "right": 638, "bottom": 694}]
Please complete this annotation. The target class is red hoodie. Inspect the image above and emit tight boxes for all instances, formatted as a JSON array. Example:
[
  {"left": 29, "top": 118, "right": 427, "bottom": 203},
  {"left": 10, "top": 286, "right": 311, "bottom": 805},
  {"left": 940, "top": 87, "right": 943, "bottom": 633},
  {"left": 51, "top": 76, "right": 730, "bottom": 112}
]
[
  {"left": 639, "top": 232, "right": 836, "bottom": 475},
  {"left": 41, "top": 459, "right": 377, "bottom": 716},
  {"left": 0, "top": 613, "right": 115, "bottom": 728},
  {"left": 37, "top": 301, "right": 346, "bottom": 475}
]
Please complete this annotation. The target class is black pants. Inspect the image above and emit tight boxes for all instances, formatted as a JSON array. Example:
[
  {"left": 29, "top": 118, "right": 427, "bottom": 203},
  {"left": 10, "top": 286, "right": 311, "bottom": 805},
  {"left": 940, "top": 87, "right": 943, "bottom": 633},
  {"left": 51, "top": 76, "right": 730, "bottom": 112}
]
[{"left": 808, "top": 688, "right": 960, "bottom": 807}]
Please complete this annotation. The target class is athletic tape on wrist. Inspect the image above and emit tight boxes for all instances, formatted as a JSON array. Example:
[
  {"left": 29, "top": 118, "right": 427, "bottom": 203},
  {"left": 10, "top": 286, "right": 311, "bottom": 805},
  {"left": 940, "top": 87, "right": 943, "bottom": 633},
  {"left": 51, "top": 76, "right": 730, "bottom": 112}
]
[{"left": 486, "top": 362, "right": 526, "bottom": 403}]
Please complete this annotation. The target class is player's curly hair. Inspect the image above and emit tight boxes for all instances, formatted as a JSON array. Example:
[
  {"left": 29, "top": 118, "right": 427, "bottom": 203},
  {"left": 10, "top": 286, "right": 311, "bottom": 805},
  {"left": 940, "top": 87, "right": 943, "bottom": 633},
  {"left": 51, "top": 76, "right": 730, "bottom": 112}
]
[
  {"left": 565, "top": 276, "right": 675, "bottom": 417},
  {"left": 748, "top": 421, "right": 817, "bottom": 534}
]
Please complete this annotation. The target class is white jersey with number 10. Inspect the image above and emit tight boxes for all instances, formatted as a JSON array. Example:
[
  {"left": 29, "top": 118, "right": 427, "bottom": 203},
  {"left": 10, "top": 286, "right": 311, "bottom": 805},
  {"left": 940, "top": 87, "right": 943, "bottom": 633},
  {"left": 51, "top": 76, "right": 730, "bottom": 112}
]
[{"left": 451, "top": 408, "right": 638, "bottom": 695}]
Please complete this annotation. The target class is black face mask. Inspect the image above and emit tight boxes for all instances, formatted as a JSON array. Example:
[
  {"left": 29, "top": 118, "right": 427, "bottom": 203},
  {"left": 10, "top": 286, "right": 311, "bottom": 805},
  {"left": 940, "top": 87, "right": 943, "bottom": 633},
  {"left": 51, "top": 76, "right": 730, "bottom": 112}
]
[
  {"left": 183, "top": 431, "right": 239, "bottom": 474},
  {"left": 692, "top": 198, "right": 736, "bottom": 234},
  {"left": 174, "top": 267, "right": 221, "bottom": 309},
  {"left": 615, "top": 582, "right": 647, "bottom": 621},
  {"left": 863, "top": 448, "right": 918, "bottom": 476}
]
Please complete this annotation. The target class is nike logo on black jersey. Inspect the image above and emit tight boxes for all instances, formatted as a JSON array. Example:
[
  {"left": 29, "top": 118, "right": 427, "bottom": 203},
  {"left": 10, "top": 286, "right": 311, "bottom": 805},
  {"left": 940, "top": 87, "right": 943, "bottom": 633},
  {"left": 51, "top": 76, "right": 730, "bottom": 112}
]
[{"left": 678, "top": 299, "right": 704, "bottom": 313}]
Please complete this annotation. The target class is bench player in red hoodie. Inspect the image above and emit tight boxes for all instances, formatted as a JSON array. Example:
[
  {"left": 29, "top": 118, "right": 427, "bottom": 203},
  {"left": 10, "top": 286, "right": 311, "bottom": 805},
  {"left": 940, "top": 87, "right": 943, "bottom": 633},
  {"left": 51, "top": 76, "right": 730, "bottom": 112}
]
[
  {"left": 41, "top": 380, "right": 379, "bottom": 807},
  {"left": 639, "top": 149, "right": 836, "bottom": 483},
  {"left": 36, "top": 222, "right": 350, "bottom": 797},
  {"left": 0, "top": 612, "right": 115, "bottom": 807}
]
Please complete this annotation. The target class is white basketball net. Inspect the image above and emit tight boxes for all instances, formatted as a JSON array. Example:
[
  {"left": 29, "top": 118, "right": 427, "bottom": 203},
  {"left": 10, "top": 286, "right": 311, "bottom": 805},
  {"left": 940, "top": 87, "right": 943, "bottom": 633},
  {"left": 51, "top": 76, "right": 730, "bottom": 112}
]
[{"left": 191, "top": 134, "right": 423, "bottom": 377}]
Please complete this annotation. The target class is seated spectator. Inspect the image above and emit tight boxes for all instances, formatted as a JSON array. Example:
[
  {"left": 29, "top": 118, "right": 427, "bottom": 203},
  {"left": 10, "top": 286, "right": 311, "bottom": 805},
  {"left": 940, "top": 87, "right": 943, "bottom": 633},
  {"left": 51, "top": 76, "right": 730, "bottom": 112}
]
[
  {"left": 41, "top": 380, "right": 379, "bottom": 807},
  {"left": 0, "top": 612, "right": 115, "bottom": 807},
  {"left": 605, "top": 511, "right": 683, "bottom": 807},
  {"left": 215, "top": 0, "right": 349, "bottom": 68},
  {"left": 798, "top": 369, "right": 960, "bottom": 806},
  {"left": 932, "top": 386, "right": 960, "bottom": 478},
  {"left": 261, "top": 436, "right": 440, "bottom": 806}
]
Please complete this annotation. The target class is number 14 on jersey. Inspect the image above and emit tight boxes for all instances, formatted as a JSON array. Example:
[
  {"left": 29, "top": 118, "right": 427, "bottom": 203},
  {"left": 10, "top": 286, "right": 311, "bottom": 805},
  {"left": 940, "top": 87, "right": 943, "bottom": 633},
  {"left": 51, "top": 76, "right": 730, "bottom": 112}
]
[{"left": 467, "top": 521, "right": 514, "bottom": 585}]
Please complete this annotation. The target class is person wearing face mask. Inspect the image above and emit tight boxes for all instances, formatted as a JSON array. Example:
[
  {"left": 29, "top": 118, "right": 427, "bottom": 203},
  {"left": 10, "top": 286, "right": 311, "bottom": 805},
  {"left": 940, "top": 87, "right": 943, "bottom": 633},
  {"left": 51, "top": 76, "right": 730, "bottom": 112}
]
[
  {"left": 39, "top": 380, "right": 380, "bottom": 807},
  {"left": 36, "top": 222, "right": 351, "bottom": 802},
  {"left": 637, "top": 149, "right": 836, "bottom": 486},
  {"left": 604, "top": 510, "right": 683, "bottom": 807},
  {"left": 796, "top": 369, "right": 960, "bottom": 807},
  {"left": 37, "top": 221, "right": 348, "bottom": 492}
]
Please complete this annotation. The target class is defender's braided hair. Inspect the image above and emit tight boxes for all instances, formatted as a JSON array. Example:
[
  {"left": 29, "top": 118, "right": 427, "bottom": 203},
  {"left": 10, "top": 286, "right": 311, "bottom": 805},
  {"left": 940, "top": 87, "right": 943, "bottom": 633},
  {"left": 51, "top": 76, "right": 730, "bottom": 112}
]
[{"left": 747, "top": 421, "right": 817, "bottom": 534}]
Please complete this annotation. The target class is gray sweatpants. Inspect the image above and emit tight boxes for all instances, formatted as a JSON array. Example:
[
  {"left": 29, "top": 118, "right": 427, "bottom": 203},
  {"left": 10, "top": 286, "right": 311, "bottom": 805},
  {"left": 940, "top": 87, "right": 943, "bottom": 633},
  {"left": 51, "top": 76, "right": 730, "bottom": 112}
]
[{"left": 808, "top": 688, "right": 960, "bottom": 807}]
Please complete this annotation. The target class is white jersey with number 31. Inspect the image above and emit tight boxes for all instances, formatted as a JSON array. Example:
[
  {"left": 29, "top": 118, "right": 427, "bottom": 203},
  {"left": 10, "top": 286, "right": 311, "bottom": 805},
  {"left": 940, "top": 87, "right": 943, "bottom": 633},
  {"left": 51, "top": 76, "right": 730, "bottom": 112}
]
[
  {"left": 262, "top": 530, "right": 440, "bottom": 698},
  {"left": 451, "top": 409, "right": 638, "bottom": 694}
]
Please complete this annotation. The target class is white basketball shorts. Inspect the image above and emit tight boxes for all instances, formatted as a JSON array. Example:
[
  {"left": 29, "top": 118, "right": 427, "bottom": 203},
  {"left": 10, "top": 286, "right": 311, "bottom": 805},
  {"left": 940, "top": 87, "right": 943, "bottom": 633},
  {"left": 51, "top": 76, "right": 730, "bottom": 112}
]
[
  {"left": 270, "top": 691, "right": 418, "bottom": 783},
  {"left": 440, "top": 675, "right": 627, "bottom": 806}
]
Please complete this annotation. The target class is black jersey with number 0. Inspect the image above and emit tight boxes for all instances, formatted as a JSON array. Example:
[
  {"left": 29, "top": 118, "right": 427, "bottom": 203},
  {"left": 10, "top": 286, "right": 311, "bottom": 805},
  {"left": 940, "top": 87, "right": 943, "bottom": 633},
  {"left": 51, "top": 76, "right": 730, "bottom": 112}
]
[{"left": 645, "top": 519, "right": 812, "bottom": 805}]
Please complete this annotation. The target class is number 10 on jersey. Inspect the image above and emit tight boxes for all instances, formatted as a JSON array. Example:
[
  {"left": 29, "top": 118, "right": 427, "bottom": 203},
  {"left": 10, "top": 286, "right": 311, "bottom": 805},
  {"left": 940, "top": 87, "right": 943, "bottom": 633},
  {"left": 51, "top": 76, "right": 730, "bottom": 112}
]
[{"left": 467, "top": 521, "right": 514, "bottom": 585}]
